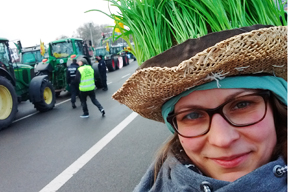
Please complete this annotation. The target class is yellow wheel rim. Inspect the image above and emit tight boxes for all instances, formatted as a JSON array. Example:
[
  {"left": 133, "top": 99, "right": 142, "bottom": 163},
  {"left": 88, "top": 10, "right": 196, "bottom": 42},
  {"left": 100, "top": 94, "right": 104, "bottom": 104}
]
[
  {"left": 43, "top": 87, "right": 53, "bottom": 104},
  {"left": 0, "top": 85, "right": 13, "bottom": 120}
]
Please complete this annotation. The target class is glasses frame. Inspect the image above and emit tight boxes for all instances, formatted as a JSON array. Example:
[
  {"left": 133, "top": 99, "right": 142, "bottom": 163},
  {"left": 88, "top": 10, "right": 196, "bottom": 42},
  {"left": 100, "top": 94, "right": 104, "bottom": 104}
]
[{"left": 167, "top": 91, "right": 271, "bottom": 138}]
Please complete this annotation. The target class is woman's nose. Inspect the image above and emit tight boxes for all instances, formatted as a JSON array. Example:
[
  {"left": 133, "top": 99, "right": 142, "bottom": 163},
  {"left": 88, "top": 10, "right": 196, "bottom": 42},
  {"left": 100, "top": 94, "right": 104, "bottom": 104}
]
[{"left": 207, "top": 114, "right": 240, "bottom": 147}]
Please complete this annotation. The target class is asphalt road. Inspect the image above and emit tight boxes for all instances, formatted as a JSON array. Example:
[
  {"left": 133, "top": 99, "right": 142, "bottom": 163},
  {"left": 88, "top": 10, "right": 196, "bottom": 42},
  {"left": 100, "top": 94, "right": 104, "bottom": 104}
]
[{"left": 0, "top": 60, "right": 171, "bottom": 192}]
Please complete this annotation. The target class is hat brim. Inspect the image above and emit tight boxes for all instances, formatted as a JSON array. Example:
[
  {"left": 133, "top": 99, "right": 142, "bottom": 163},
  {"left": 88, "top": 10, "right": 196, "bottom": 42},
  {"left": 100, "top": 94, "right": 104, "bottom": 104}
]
[{"left": 113, "top": 26, "right": 287, "bottom": 122}]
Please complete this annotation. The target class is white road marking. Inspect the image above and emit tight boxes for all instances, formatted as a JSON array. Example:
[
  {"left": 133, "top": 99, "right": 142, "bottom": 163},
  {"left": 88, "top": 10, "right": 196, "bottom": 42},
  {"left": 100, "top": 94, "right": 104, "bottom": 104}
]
[
  {"left": 55, "top": 99, "right": 71, "bottom": 106},
  {"left": 122, "top": 73, "right": 131, "bottom": 78},
  {"left": 12, "top": 112, "right": 39, "bottom": 123},
  {"left": 39, "top": 112, "right": 138, "bottom": 192},
  {"left": 12, "top": 99, "right": 71, "bottom": 124},
  {"left": 107, "top": 82, "right": 112, "bottom": 85}
]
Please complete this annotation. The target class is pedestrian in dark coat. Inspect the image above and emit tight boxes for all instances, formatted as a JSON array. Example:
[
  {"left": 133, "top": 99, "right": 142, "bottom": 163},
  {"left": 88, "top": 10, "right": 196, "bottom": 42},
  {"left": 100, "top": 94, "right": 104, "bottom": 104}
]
[
  {"left": 96, "top": 55, "right": 108, "bottom": 91},
  {"left": 66, "top": 58, "right": 79, "bottom": 108}
]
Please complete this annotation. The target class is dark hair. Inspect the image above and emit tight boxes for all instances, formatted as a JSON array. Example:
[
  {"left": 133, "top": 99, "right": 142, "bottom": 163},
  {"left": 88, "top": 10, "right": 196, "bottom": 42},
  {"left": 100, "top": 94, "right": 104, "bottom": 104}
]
[
  {"left": 72, "top": 59, "right": 77, "bottom": 62},
  {"left": 80, "top": 58, "right": 88, "bottom": 65},
  {"left": 270, "top": 92, "right": 287, "bottom": 161},
  {"left": 153, "top": 92, "right": 287, "bottom": 181}
]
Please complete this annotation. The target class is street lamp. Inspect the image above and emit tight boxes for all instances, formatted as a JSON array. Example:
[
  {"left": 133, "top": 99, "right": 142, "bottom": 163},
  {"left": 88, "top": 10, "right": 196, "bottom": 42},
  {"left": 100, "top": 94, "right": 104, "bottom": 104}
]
[{"left": 89, "top": 23, "right": 94, "bottom": 47}]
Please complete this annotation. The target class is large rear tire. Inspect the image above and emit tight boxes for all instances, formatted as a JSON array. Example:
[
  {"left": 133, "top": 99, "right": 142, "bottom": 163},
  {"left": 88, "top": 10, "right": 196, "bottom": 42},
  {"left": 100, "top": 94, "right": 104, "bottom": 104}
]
[
  {"left": 33, "top": 79, "right": 56, "bottom": 112},
  {"left": 123, "top": 56, "right": 129, "bottom": 66},
  {"left": 114, "top": 57, "right": 120, "bottom": 70},
  {"left": 92, "top": 63, "right": 103, "bottom": 89},
  {"left": 106, "top": 59, "right": 116, "bottom": 72},
  {"left": 0, "top": 76, "right": 18, "bottom": 130}
]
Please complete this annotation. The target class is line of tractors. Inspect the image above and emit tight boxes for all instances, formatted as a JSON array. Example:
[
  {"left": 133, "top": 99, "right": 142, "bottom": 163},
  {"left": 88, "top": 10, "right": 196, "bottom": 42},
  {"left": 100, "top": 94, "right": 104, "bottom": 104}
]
[
  {"left": 93, "top": 32, "right": 135, "bottom": 72},
  {"left": 0, "top": 36, "right": 131, "bottom": 130}
]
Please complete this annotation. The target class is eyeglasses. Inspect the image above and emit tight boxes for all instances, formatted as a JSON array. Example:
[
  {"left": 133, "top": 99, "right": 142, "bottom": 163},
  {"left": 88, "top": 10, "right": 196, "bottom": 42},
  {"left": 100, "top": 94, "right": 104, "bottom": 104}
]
[{"left": 167, "top": 91, "right": 270, "bottom": 138}]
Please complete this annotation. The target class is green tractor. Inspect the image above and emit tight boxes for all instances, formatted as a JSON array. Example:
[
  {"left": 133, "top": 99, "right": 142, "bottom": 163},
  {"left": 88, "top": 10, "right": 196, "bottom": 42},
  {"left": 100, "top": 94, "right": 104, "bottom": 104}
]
[
  {"left": 94, "top": 34, "right": 130, "bottom": 72},
  {"left": 20, "top": 45, "right": 48, "bottom": 67},
  {"left": 34, "top": 38, "right": 102, "bottom": 96},
  {"left": 0, "top": 38, "right": 56, "bottom": 130},
  {"left": 94, "top": 44, "right": 130, "bottom": 72}
]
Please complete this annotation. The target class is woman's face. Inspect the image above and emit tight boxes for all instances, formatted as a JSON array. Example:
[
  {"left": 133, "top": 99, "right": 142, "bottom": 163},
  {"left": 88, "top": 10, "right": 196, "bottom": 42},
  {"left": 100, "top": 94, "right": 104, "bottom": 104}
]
[{"left": 174, "top": 88, "right": 277, "bottom": 182}]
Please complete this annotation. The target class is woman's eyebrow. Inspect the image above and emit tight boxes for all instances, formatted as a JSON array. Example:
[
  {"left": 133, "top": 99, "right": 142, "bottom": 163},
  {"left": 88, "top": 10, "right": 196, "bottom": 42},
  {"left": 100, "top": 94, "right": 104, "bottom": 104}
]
[
  {"left": 224, "top": 89, "right": 259, "bottom": 101},
  {"left": 175, "top": 89, "right": 256, "bottom": 111},
  {"left": 224, "top": 90, "right": 249, "bottom": 102},
  {"left": 175, "top": 104, "right": 202, "bottom": 111}
]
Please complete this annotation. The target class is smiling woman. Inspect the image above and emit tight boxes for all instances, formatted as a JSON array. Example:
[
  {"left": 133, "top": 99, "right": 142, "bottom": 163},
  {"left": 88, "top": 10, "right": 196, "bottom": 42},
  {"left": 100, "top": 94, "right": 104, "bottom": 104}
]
[
  {"left": 112, "top": 25, "right": 287, "bottom": 191},
  {"left": 172, "top": 88, "right": 277, "bottom": 182}
]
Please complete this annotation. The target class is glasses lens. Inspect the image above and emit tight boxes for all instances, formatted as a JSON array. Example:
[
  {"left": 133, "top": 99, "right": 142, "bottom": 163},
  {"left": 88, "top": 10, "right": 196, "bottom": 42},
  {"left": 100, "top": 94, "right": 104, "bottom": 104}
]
[
  {"left": 223, "top": 95, "right": 266, "bottom": 126},
  {"left": 173, "top": 109, "right": 210, "bottom": 137}
]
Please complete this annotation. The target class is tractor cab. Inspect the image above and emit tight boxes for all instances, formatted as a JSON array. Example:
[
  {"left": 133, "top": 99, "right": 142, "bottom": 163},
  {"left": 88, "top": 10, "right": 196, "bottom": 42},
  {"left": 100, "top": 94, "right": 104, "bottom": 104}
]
[
  {"left": 110, "top": 44, "right": 125, "bottom": 55},
  {"left": 94, "top": 47, "right": 109, "bottom": 60},
  {"left": 0, "top": 39, "right": 15, "bottom": 78},
  {"left": 21, "top": 45, "right": 48, "bottom": 67},
  {"left": 51, "top": 40, "right": 75, "bottom": 59},
  {"left": 47, "top": 38, "right": 87, "bottom": 67}
]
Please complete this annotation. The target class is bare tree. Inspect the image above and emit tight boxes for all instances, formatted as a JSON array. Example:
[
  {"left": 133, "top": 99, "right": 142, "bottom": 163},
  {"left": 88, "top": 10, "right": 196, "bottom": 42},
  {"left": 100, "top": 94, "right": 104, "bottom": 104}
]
[
  {"left": 56, "top": 35, "right": 69, "bottom": 40},
  {"left": 76, "top": 22, "right": 113, "bottom": 47},
  {"left": 72, "top": 31, "right": 80, "bottom": 38}
]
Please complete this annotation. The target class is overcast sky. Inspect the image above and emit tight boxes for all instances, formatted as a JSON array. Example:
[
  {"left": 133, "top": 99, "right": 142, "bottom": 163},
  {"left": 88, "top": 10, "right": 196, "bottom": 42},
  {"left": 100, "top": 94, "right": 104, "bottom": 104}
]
[{"left": 1, "top": 0, "right": 117, "bottom": 47}]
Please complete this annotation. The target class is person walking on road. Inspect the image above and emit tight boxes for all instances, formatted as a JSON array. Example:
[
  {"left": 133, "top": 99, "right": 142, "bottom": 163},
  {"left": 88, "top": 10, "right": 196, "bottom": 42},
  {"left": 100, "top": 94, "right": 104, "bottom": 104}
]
[
  {"left": 66, "top": 58, "right": 79, "bottom": 109},
  {"left": 75, "top": 58, "right": 105, "bottom": 118},
  {"left": 96, "top": 55, "right": 108, "bottom": 91}
]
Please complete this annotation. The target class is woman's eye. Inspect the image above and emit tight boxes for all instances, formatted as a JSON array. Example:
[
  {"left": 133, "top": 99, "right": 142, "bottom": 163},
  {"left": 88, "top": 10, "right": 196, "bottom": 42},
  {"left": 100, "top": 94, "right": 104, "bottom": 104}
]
[
  {"left": 232, "top": 101, "right": 251, "bottom": 110},
  {"left": 183, "top": 111, "right": 203, "bottom": 120}
]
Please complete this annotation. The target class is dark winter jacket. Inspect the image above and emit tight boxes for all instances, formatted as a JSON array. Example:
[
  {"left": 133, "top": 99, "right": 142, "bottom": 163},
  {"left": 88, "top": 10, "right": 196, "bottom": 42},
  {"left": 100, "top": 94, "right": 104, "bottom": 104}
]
[
  {"left": 134, "top": 154, "right": 287, "bottom": 192},
  {"left": 66, "top": 62, "right": 79, "bottom": 84},
  {"left": 97, "top": 59, "right": 106, "bottom": 73}
]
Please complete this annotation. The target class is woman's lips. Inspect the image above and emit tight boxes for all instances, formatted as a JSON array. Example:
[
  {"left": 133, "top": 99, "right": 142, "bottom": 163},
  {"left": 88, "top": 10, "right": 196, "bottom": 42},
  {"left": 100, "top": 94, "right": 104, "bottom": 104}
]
[{"left": 210, "top": 152, "right": 250, "bottom": 168}]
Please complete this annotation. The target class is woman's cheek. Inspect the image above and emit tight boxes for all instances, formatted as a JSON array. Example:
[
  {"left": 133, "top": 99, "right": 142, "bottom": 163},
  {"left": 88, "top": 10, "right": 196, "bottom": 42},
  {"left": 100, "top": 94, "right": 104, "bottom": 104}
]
[
  {"left": 179, "top": 137, "right": 204, "bottom": 151},
  {"left": 246, "top": 109, "right": 276, "bottom": 142}
]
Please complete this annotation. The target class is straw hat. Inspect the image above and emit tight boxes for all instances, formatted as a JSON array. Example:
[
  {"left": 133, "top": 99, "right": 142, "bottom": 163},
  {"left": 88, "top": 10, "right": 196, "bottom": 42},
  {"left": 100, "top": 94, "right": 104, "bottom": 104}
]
[{"left": 113, "top": 25, "right": 287, "bottom": 122}]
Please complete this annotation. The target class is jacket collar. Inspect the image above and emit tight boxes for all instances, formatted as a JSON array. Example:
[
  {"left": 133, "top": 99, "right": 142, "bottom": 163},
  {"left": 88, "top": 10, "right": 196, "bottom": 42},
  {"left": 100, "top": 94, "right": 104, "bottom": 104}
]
[{"left": 162, "top": 155, "right": 287, "bottom": 192}]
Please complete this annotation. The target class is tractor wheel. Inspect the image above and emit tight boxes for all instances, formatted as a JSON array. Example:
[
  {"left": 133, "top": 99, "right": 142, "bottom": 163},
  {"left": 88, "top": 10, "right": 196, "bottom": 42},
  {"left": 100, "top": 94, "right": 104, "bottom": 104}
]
[
  {"left": 126, "top": 56, "right": 129, "bottom": 65},
  {"left": 114, "top": 57, "right": 120, "bottom": 70},
  {"left": 33, "top": 79, "right": 56, "bottom": 112},
  {"left": 123, "top": 56, "right": 129, "bottom": 66},
  {"left": 92, "top": 63, "right": 103, "bottom": 89},
  {"left": 106, "top": 59, "right": 116, "bottom": 72},
  {"left": 0, "top": 76, "right": 18, "bottom": 130}
]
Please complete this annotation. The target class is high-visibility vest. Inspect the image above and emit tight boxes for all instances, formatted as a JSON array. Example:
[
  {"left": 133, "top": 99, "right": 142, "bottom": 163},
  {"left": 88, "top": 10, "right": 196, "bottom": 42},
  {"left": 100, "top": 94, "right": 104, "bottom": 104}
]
[{"left": 78, "top": 65, "right": 95, "bottom": 91}]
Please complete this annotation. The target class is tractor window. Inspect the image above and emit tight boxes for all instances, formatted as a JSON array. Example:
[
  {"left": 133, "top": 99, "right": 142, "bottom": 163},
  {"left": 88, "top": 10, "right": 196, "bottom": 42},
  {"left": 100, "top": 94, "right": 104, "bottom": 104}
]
[
  {"left": 95, "top": 48, "right": 108, "bottom": 56},
  {"left": 43, "top": 45, "right": 49, "bottom": 58},
  {"left": 22, "top": 51, "right": 44, "bottom": 64},
  {"left": 75, "top": 41, "right": 84, "bottom": 55},
  {"left": 111, "top": 46, "right": 123, "bottom": 54},
  {"left": 51, "top": 42, "right": 73, "bottom": 58},
  {"left": 0, "top": 42, "right": 11, "bottom": 64}
]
